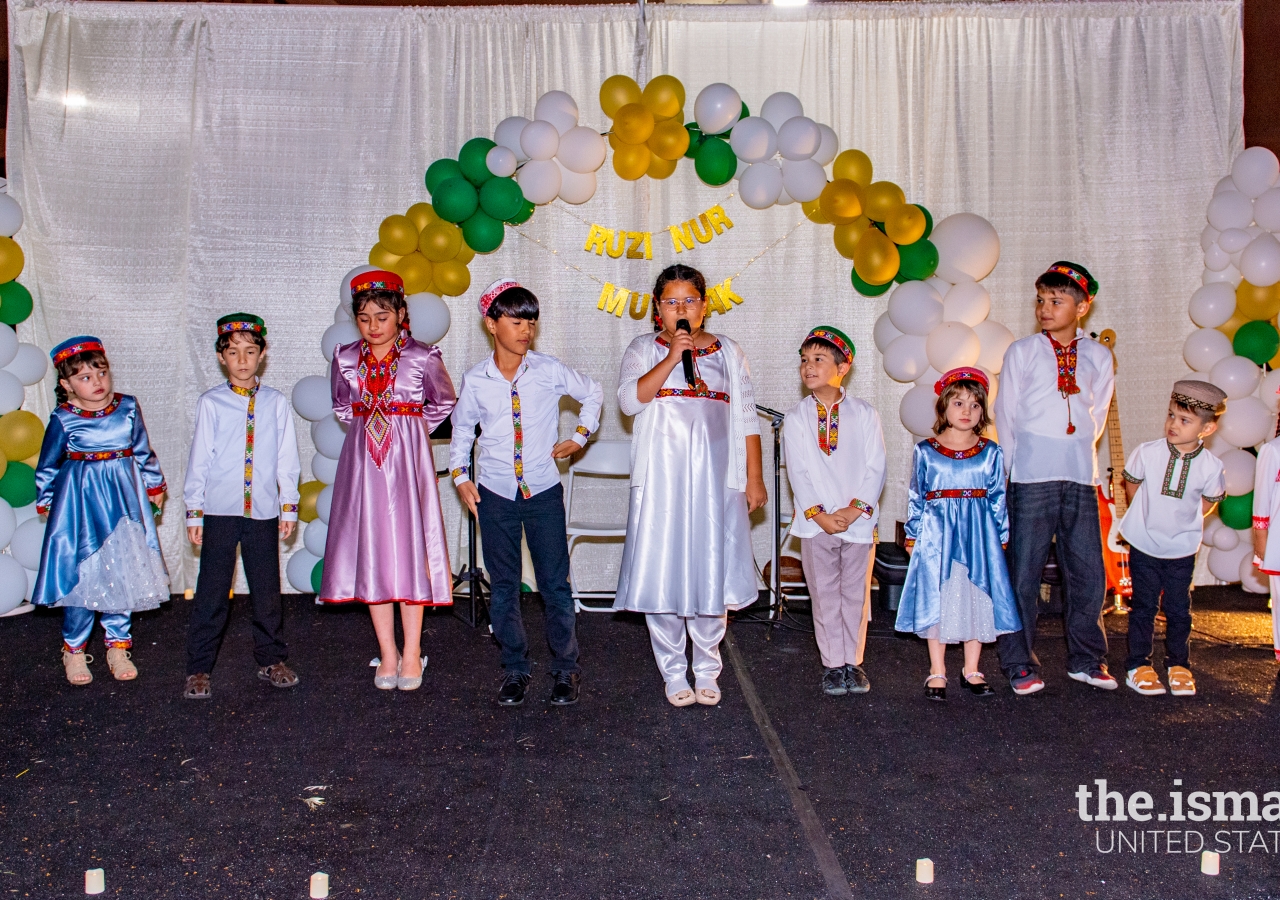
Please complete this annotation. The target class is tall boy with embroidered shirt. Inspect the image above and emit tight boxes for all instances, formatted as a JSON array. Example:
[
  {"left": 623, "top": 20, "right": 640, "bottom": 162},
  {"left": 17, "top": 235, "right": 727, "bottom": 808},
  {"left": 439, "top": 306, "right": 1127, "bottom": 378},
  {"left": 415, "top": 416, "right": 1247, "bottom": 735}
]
[
  {"left": 993, "top": 262, "right": 1115, "bottom": 695},
  {"left": 1119, "top": 380, "right": 1225, "bottom": 697},
  {"left": 783, "top": 326, "right": 886, "bottom": 697},
  {"left": 449, "top": 280, "right": 603, "bottom": 708},
  {"left": 1251, "top": 412, "right": 1280, "bottom": 667},
  {"left": 183, "top": 314, "right": 301, "bottom": 700}
]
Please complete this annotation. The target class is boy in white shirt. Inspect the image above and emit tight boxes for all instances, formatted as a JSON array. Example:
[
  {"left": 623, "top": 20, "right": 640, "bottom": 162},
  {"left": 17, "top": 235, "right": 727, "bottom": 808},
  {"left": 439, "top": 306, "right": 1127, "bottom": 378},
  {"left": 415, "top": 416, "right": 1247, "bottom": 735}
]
[
  {"left": 783, "top": 327, "right": 887, "bottom": 696},
  {"left": 1119, "top": 380, "right": 1225, "bottom": 697},
  {"left": 1250, "top": 406, "right": 1280, "bottom": 667},
  {"left": 450, "top": 280, "right": 603, "bottom": 708},
  {"left": 183, "top": 314, "right": 301, "bottom": 699},
  {"left": 994, "top": 262, "right": 1116, "bottom": 694}
]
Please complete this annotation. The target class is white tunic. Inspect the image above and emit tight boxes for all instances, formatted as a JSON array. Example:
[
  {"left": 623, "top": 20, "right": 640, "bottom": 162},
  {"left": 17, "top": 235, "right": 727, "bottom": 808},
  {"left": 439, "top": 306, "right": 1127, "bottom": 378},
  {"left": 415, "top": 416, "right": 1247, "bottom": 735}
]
[
  {"left": 1252, "top": 437, "right": 1280, "bottom": 573},
  {"left": 1119, "top": 439, "right": 1224, "bottom": 559}
]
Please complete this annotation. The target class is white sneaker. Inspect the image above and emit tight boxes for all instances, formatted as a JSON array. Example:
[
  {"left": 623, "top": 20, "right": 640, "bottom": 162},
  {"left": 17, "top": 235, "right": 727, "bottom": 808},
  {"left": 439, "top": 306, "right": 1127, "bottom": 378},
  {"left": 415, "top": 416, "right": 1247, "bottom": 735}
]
[{"left": 1068, "top": 666, "right": 1118, "bottom": 690}]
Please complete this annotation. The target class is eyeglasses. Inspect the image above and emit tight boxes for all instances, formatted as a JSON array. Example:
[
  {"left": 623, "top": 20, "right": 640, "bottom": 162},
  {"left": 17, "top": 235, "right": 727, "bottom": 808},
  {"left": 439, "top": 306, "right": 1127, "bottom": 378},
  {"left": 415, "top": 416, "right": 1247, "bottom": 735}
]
[{"left": 659, "top": 297, "right": 704, "bottom": 310}]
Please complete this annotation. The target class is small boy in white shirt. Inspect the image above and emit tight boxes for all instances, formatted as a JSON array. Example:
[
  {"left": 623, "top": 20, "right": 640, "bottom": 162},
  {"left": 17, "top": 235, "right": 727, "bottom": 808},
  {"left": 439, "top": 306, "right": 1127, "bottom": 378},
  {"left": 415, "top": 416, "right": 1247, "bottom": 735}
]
[
  {"left": 783, "top": 326, "right": 887, "bottom": 696},
  {"left": 1119, "top": 380, "right": 1226, "bottom": 697}
]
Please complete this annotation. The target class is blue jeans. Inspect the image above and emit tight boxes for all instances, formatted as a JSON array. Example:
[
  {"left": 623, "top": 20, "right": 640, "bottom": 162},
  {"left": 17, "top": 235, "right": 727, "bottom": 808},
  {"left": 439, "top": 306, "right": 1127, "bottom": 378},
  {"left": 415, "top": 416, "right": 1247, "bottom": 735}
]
[
  {"left": 63, "top": 607, "right": 131, "bottom": 652},
  {"left": 1125, "top": 547, "right": 1195, "bottom": 671},
  {"left": 996, "top": 480, "right": 1109, "bottom": 677},
  {"left": 477, "top": 482, "right": 580, "bottom": 676}
]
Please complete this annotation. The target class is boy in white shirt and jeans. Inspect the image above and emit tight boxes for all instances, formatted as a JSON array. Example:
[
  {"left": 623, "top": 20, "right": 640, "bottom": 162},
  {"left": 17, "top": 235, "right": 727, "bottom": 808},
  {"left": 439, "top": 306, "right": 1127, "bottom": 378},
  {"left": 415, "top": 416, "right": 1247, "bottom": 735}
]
[
  {"left": 784, "top": 327, "right": 887, "bottom": 696},
  {"left": 1119, "top": 380, "right": 1225, "bottom": 697}
]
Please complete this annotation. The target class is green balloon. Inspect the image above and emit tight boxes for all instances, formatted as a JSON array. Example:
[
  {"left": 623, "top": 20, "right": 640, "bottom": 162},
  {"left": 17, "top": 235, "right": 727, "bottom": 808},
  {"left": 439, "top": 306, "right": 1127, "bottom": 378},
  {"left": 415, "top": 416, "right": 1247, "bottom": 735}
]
[
  {"left": 506, "top": 198, "right": 535, "bottom": 226},
  {"left": 851, "top": 268, "right": 892, "bottom": 297},
  {"left": 310, "top": 558, "right": 324, "bottom": 594},
  {"left": 0, "top": 462, "right": 36, "bottom": 508},
  {"left": 898, "top": 238, "right": 940, "bottom": 282},
  {"left": 431, "top": 177, "right": 479, "bottom": 224},
  {"left": 1234, "top": 320, "right": 1280, "bottom": 365},
  {"left": 1219, "top": 491, "right": 1253, "bottom": 530},
  {"left": 0, "top": 281, "right": 33, "bottom": 325},
  {"left": 462, "top": 210, "right": 505, "bottom": 254},
  {"left": 684, "top": 124, "right": 705, "bottom": 160},
  {"left": 425, "top": 158, "right": 463, "bottom": 194},
  {"left": 916, "top": 204, "right": 934, "bottom": 239},
  {"left": 479, "top": 177, "right": 524, "bottom": 222},
  {"left": 459, "top": 137, "right": 498, "bottom": 187},
  {"left": 694, "top": 138, "right": 736, "bottom": 187}
]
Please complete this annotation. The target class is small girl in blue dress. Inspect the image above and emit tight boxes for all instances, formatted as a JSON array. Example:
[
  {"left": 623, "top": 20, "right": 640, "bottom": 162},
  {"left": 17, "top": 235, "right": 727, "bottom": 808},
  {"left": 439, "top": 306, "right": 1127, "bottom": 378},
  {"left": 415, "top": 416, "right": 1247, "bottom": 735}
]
[
  {"left": 896, "top": 367, "right": 1021, "bottom": 701},
  {"left": 33, "top": 336, "right": 170, "bottom": 686}
]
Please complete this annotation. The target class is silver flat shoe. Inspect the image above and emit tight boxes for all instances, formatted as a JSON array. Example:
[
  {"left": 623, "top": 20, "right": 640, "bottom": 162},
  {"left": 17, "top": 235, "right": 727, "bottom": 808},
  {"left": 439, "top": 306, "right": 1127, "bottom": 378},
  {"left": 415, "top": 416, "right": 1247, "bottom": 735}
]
[
  {"left": 374, "top": 655, "right": 400, "bottom": 691},
  {"left": 397, "top": 655, "right": 428, "bottom": 691}
]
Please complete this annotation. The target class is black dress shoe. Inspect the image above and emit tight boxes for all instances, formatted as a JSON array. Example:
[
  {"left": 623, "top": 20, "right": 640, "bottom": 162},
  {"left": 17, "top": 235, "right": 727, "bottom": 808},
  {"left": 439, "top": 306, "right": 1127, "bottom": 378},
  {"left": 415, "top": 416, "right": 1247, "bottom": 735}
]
[
  {"left": 498, "top": 672, "right": 531, "bottom": 706},
  {"left": 924, "top": 674, "right": 947, "bottom": 702},
  {"left": 963, "top": 673, "right": 995, "bottom": 697},
  {"left": 550, "top": 672, "right": 581, "bottom": 706}
]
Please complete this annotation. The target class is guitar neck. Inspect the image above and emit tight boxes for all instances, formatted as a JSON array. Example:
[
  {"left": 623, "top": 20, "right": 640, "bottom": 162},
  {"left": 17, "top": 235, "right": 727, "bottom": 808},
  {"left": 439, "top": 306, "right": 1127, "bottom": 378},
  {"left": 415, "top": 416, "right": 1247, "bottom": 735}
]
[{"left": 1106, "top": 394, "right": 1128, "bottom": 517}]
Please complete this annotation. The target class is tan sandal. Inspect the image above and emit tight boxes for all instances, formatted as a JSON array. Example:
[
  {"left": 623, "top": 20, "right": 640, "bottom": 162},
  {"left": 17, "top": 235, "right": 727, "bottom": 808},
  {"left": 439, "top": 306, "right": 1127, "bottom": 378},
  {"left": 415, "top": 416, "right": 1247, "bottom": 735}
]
[
  {"left": 666, "top": 680, "right": 696, "bottom": 707},
  {"left": 695, "top": 679, "right": 721, "bottom": 706},
  {"left": 106, "top": 647, "right": 137, "bottom": 681},
  {"left": 62, "top": 651, "right": 93, "bottom": 686}
]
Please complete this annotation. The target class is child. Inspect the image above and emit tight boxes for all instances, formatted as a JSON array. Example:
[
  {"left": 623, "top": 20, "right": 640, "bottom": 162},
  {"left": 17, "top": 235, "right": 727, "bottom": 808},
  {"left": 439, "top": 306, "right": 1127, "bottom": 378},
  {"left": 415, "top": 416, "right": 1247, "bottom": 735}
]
[
  {"left": 613, "top": 264, "right": 768, "bottom": 707},
  {"left": 896, "top": 368, "right": 1021, "bottom": 700},
  {"left": 1251, "top": 387, "right": 1280, "bottom": 669},
  {"left": 318, "top": 270, "right": 457, "bottom": 691},
  {"left": 32, "top": 336, "right": 169, "bottom": 686},
  {"left": 182, "top": 314, "right": 302, "bottom": 700},
  {"left": 994, "top": 262, "right": 1115, "bottom": 694},
  {"left": 1119, "top": 380, "right": 1225, "bottom": 697},
  {"left": 449, "top": 279, "right": 603, "bottom": 707},
  {"left": 783, "top": 326, "right": 886, "bottom": 696}
]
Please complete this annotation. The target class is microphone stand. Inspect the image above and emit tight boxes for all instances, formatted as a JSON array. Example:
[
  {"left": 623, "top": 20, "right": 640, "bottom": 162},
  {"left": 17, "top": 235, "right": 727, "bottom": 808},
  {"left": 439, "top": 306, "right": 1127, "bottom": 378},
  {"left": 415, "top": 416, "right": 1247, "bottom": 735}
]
[{"left": 756, "top": 404, "right": 786, "bottom": 639}]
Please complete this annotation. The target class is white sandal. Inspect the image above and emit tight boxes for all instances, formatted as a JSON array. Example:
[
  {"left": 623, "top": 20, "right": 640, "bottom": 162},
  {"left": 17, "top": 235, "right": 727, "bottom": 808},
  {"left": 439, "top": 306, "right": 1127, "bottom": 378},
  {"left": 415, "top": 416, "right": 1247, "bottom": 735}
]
[
  {"left": 106, "top": 647, "right": 137, "bottom": 681},
  {"left": 62, "top": 651, "right": 93, "bottom": 686}
]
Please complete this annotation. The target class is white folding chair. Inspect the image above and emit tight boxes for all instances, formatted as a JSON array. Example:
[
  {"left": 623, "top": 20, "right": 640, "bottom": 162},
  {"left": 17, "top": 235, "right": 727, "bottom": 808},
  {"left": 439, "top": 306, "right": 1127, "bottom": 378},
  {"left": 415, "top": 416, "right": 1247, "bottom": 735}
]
[{"left": 564, "top": 439, "right": 632, "bottom": 612}]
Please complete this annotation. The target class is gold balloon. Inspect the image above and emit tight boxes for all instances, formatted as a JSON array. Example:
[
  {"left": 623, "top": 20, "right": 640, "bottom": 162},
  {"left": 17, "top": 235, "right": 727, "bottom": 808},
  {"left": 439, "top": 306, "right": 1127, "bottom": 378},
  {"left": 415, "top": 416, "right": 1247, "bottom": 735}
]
[
  {"left": 885, "top": 204, "right": 927, "bottom": 245},
  {"left": 607, "top": 131, "right": 626, "bottom": 152},
  {"left": 0, "top": 455, "right": 7, "bottom": 480},
  {"left": 642, "top": 75, "right": 685, "bottom": 122},
  {"left": 21, "top": 453, "right": 37, "bottom": 468},
  {"left": 434, "top": 259, "right": 472, "bottom": 297},
  {"left": 368, "top": 242, "right": 403, "bottom": 270},
  {"left": 802, "top": 198, "right": 832, "bottom": 225},
  {"left": 819, "top": 179, "right": 864, "bottom": 222},
  {"left": 298, "top": 480, "right": 324, "bottom": 523},
  {"left": 647, "top": 155, "right": 678, "bottom": 180},
  {"left": 1236, "top": 280, "right": 1280, "bottom": 321},
  {"left": 379, "top": 215, "right": 420, "bottom": 256},
  {"left": 600, "top": 74, "right": 643, "bottom": 119},
  {"left": 613, "top": 103, "right": 656, "bottom": 145},
  {"left": 0, "top": 410, "right": 43, "bottom": 462},
  {"left": 1217, "top": 310, "right": 1249, "bottom": 340},
  {"left": 406, "top": 202, "right": 438, "bottom": 232},
  {"left": 454, "top": 241, "right": 475, "bottom": 266},
  {"left": 833, "top": 219, "right": 870, "bottom": 260},
  {"left": 832, "top": 149, "right": 873, "bottom": 187},
  {"left": 648, "top": 118, "right": 691, "bottom": 161},
  {"left": 0, "top": 238, "right": 23, "bottom": 285},
  {"left": 1270, "top": 345, "right": 1280, "bottom": 370},
  {"left": 392, "top": 251, "right": 434, "bottom": 295},
  {"left": 852, "top": 228, "right": 900, "bottom": 286},
  {"left": 612, "top": 142, "right": 652, "bottom": 181},
  {"left": 863, "top": 181, "right": 906, "bottom": 222},
  {"left": 419, "top": 220, "right": 463, "bottom": 263}
]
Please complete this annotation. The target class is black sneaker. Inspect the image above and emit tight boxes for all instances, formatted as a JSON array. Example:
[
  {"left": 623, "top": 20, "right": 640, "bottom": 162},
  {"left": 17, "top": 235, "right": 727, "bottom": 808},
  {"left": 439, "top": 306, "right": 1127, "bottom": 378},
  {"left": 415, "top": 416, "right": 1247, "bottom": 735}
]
[
  {"left": 844, "top": 664, "right": 871, "bottom": 694},
  {"left": 821, "top": 667, "right": 848, "bottom": 696},
  {"left": 550, "top": 672, "right": 581, "bottom": 706},
  {"left": 497, "top": 671, "right": 531, "bottom": 706}
]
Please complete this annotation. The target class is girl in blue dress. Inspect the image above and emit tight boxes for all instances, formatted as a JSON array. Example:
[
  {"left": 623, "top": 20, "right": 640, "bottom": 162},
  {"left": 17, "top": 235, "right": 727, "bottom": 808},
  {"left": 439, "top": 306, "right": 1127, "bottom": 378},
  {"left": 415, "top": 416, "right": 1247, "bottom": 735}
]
[
  {"left": 896, "top": 367, "right": 1020, "bottom": 701},
  {"left": 33, "top": 336, "right": 170, "bottom": 686}
]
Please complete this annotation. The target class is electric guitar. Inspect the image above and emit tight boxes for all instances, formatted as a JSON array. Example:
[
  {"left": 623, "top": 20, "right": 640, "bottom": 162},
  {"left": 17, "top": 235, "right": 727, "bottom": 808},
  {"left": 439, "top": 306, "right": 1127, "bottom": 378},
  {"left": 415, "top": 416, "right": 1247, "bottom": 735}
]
[{"left": 1094, "top": 329, "right": 1133, "bottom": 609}]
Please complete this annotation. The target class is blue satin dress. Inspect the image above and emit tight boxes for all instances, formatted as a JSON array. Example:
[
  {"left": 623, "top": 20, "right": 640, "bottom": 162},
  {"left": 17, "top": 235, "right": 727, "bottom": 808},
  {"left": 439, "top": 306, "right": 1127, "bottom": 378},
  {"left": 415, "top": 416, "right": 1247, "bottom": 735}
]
[
  {"left": 895, "top": 438, "right": 1021, "bottom": 643},
  {"left": 32, "top": 394, "right": 170, "bottom": 613}
]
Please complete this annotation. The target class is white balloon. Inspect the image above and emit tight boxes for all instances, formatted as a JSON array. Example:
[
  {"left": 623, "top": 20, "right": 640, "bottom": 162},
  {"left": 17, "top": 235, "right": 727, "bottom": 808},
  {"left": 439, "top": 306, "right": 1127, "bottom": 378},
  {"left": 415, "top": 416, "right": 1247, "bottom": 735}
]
[
  {"left": 0, "top": 371, "right": 22, "bottom": 415},
  {"left": 931, "top": 213, "right": 1001, "bottom": 283},
  {"left": 1182, "top": 327, "right": 1234, "bottom": 372},
  {"left": 1240, "top": 232, "right": 1280, "bottom": 287},
  {"left": 12, "top": 502, "right": 37, "bottom": 524},
  {"left": 485, "top": 146, "right": 518, "bottom": 179},
  {"left": 1254, "top": 187, "right": 1280, "bottom": 232},
  {"left": 812, "top": 124, "right": 839, "bottom": 167},
  {"left": 1188, "top": 283, "right": 1237, "bottom": 328},
  {"left": 776, "top": 116, "right": 821, "bottom": 161},
  {"left": 693, "top": 83, "right": 742, "bottom": 135},
  {"left": 899, "top": 384, "right": 939, "bottom": 436},
  {"left": 1204, "top": 242, "right": 1231, "bottom": 272},
  {"left": 1211, "top": 523, "right": 1239, "bottom": 551},
  {"left": 321, "top": 321, "right": 360, "bottom": 363},
  {"left": 973, "top": 320, "right": 1016, "bottom": 374},
  {"left": 0, "top": 498, "right": 14, "bottom": 549},
  {"left": 1231, "top": 146, "right": 1280, "bottom": 199},
  {"left": 517, "top": 159, "right": 561, "bottom": 205},
  {"left": 888, "top": 281, "right": 944, "bottom": 336},
  {"left": 0, "top": 326, "right": 16, "bottom": 370},
  {"left": 494, "top": 116, "right": 532, "bottom": 160},
  {"left": 729, "top": 118, "right": 778, "bottom": 165},
  {"left": 873, "top": 312, "right": 903, "bottom": 353},
  {"left": 406, "top": 292, "right": 451, "bottom": 345},
  {"left": 0, "top": 555, "right": 24, "bottom": 614},
  {"left": 1262, "top": 368, "right": 1280, "bottom": 412},
  {"left": 1218, "top": 227, "right": 1253, "bottom": 253},
  {"left": 303, "top": 519, "right": 329, "bottom": 557},
  {"left": 926, "top": 274, "right": 954, "bottom": 295},
  {"left": 1206, "top": 190, "right": 1254, "bottom": 231},
  {"left": 1241, "top": 554, "right": 1270, "bottom": 593},
  {"left": 1202, "top": 264, "right": 1242, "bottom": 287},
  {"left": 556, "top": 126, "right": 607, "bottom": 174},
  {"left": 340, "top": 265, "right": 378, "bottom": 306},
  {"left": 883, "top": 334, "right": 930, "bottom": 383},
  {"left": 1202, "top": 513, "right": 1224, "bottom": 547},
  {"left": 334, "top": 304, "right": 352, "bottom": 325},
  {"left": 941, "top": 282, "right": 991, "bottom": 327},
  {"left": 316, "top": 485, "right": 334, "bottom": 524},
  {"left": 775, "top": 187, "right": 794, "bottom": 206},
  {"left": 534, "top": 91, "right": 579, "bottom": 134},
  {"left": 1219, "top": 448, "right": 1257, "bottom": 496},
  {"left": 310, "top": 414, "right": 348, "bottom": 459},
  {"left": 738, "top": 163, "right": 784, "bottom": 210},
  {"left": 1208, "top": 355, "right": 1261, "bottom": 401},
  {"left": 1203, "top": 427, "right": 1238, "bottom": 455},
  {"left": 520, "top": 120, "right": 560, "bottom": 161},
  {"left": 0, "top": 194, "right": 22, "bottom": 237},
  {"left": 759, "top": 92, "right": 804, "bottom": 131},
  {"left": 925, "top": 321, "right": 981, "bottom": 372},
  {"left": 286, "top": 548, "right": 321, "bottom": 593},
  {"left": 311, "top": 451, "right": 339, "bottom": 485},
  {"left": 779, "top": 158, "right": 826, "bottom": 203},
  {"left": 556, "top": 165, "right": 597, "bottom": 205},
  {"left": 23, "top": 567, "right": 35, "bottom": 602},
  {"left": 1207, "top": 542, "right": 1250, "bottom": 583},
  {"left": 1201, "top": 223, "right": 1221, "bottom": 252},
  {"left": 1218, "top": 395, "right": 1272, "bottom": 448},
  {"left": 291, "top": 375, "right": 332, "bottom": 422},
  {"left": 8, "top": 516, "right": 43, "bottom": 569}
]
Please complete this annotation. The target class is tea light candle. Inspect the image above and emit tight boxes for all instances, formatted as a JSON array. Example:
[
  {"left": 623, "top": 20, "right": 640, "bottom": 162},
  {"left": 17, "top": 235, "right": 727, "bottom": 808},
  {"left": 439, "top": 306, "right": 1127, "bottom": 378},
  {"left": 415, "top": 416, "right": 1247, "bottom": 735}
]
[
  {"left": 310, "top": 871, "right": 330, "bottom": 898},
  {"left": 915, "top": 858, "right": 934, "bottom": 883},
  {"left": 1201, "top": 850, "right": 1220, "bottom": 875},
  {"left": 85, "top": 869, "right": 105, "bottom": 894}
]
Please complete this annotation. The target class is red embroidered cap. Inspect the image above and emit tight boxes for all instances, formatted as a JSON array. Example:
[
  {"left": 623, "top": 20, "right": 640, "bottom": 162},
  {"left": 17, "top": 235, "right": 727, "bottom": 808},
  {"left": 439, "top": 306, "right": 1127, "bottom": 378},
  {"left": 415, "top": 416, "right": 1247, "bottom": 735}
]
[
  {"left": 351, "top": 270, "right": 404, "bottom": 295},
  {"left": 479, "top": 278, "right": 520, "bottom": 317},
  {"left": 1042, "top": 261, "right": 1098, "bottom": 299},
  {"left": 935, "top": 367, "right": 990, "bottom": 395}
]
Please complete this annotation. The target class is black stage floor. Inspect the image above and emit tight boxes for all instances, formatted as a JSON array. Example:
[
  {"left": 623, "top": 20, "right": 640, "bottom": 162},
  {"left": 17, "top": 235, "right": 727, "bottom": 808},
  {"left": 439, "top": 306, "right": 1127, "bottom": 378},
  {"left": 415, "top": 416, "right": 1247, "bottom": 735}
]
[{"left": 2, "top": 588, "right": 1278, "bottom": 899}]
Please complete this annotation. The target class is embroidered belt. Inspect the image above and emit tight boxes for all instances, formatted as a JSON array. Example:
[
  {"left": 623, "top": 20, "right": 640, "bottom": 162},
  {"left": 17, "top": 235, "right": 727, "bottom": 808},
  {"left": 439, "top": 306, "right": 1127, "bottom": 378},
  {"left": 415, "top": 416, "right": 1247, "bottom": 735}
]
[
  {"left": 68, "top": 449, "right": 133, "bottom": 461},
  {"left": 350, "top": 402, "right": 423, "bottom": 417},
  {"left": 925, "top": 489, "right": 987, "bottom": 501},
  {"left": 655, "top": 387, "right": 730, "bottom": 403}
]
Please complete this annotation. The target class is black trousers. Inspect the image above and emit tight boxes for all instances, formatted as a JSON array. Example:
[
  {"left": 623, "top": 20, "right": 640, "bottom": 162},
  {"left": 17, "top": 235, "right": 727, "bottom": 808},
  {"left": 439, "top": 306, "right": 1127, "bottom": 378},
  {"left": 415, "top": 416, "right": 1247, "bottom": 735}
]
[
  {"left": 186, "top": 515, "right": 287, "bottom": 675},
  {"left": 1125, "top": 548, "right": 1196, "bottom": 671}
]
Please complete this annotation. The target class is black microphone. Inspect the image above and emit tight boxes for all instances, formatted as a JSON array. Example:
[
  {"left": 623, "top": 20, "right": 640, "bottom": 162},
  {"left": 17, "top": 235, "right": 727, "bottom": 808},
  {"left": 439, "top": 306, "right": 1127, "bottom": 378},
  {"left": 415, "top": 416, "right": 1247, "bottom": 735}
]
[{"left": 676, "top": 318, "right": 696, "bottom": 387}]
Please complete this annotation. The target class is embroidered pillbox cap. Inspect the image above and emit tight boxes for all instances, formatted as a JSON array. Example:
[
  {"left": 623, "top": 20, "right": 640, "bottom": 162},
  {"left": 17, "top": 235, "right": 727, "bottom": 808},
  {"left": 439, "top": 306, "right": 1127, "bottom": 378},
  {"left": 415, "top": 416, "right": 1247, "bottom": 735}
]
[
  {"left": 351, "top": 270, "right": 404, "bottom": 296},
  {"left": 1042, "top": 260, "right": 1099, "bottom": 299},
  {"left": 1172, "top": 379, "right": 1227, "bottom": 414},
  {"left": 216, "top": 313, "right": 267, "bottom": 339},
  {"left": 935, "top": 367, "right": 990, "bottom": 395},
  {"left": 479, "top": 278, "right": 520, "bottom": 317},
  {"left": 801, "top": 326, "right": 855, "bottom": 362},
  {"left": 50, "top": 335, "right": 105, "bottom": 365}
]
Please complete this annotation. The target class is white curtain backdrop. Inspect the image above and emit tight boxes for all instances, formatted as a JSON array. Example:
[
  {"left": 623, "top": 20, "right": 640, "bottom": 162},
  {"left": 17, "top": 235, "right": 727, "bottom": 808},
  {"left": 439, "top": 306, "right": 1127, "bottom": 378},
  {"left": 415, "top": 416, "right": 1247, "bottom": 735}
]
[{"left": 6, "top": 0, "right": 1243, "bottom": 592}]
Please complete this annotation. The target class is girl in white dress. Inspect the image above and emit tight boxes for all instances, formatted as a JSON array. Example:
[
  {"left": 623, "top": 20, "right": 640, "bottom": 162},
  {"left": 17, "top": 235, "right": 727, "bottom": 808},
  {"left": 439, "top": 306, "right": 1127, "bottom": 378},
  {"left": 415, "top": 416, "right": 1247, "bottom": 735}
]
[{"left": 614, "top": 265, "right": 768, "bottom": 707}]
